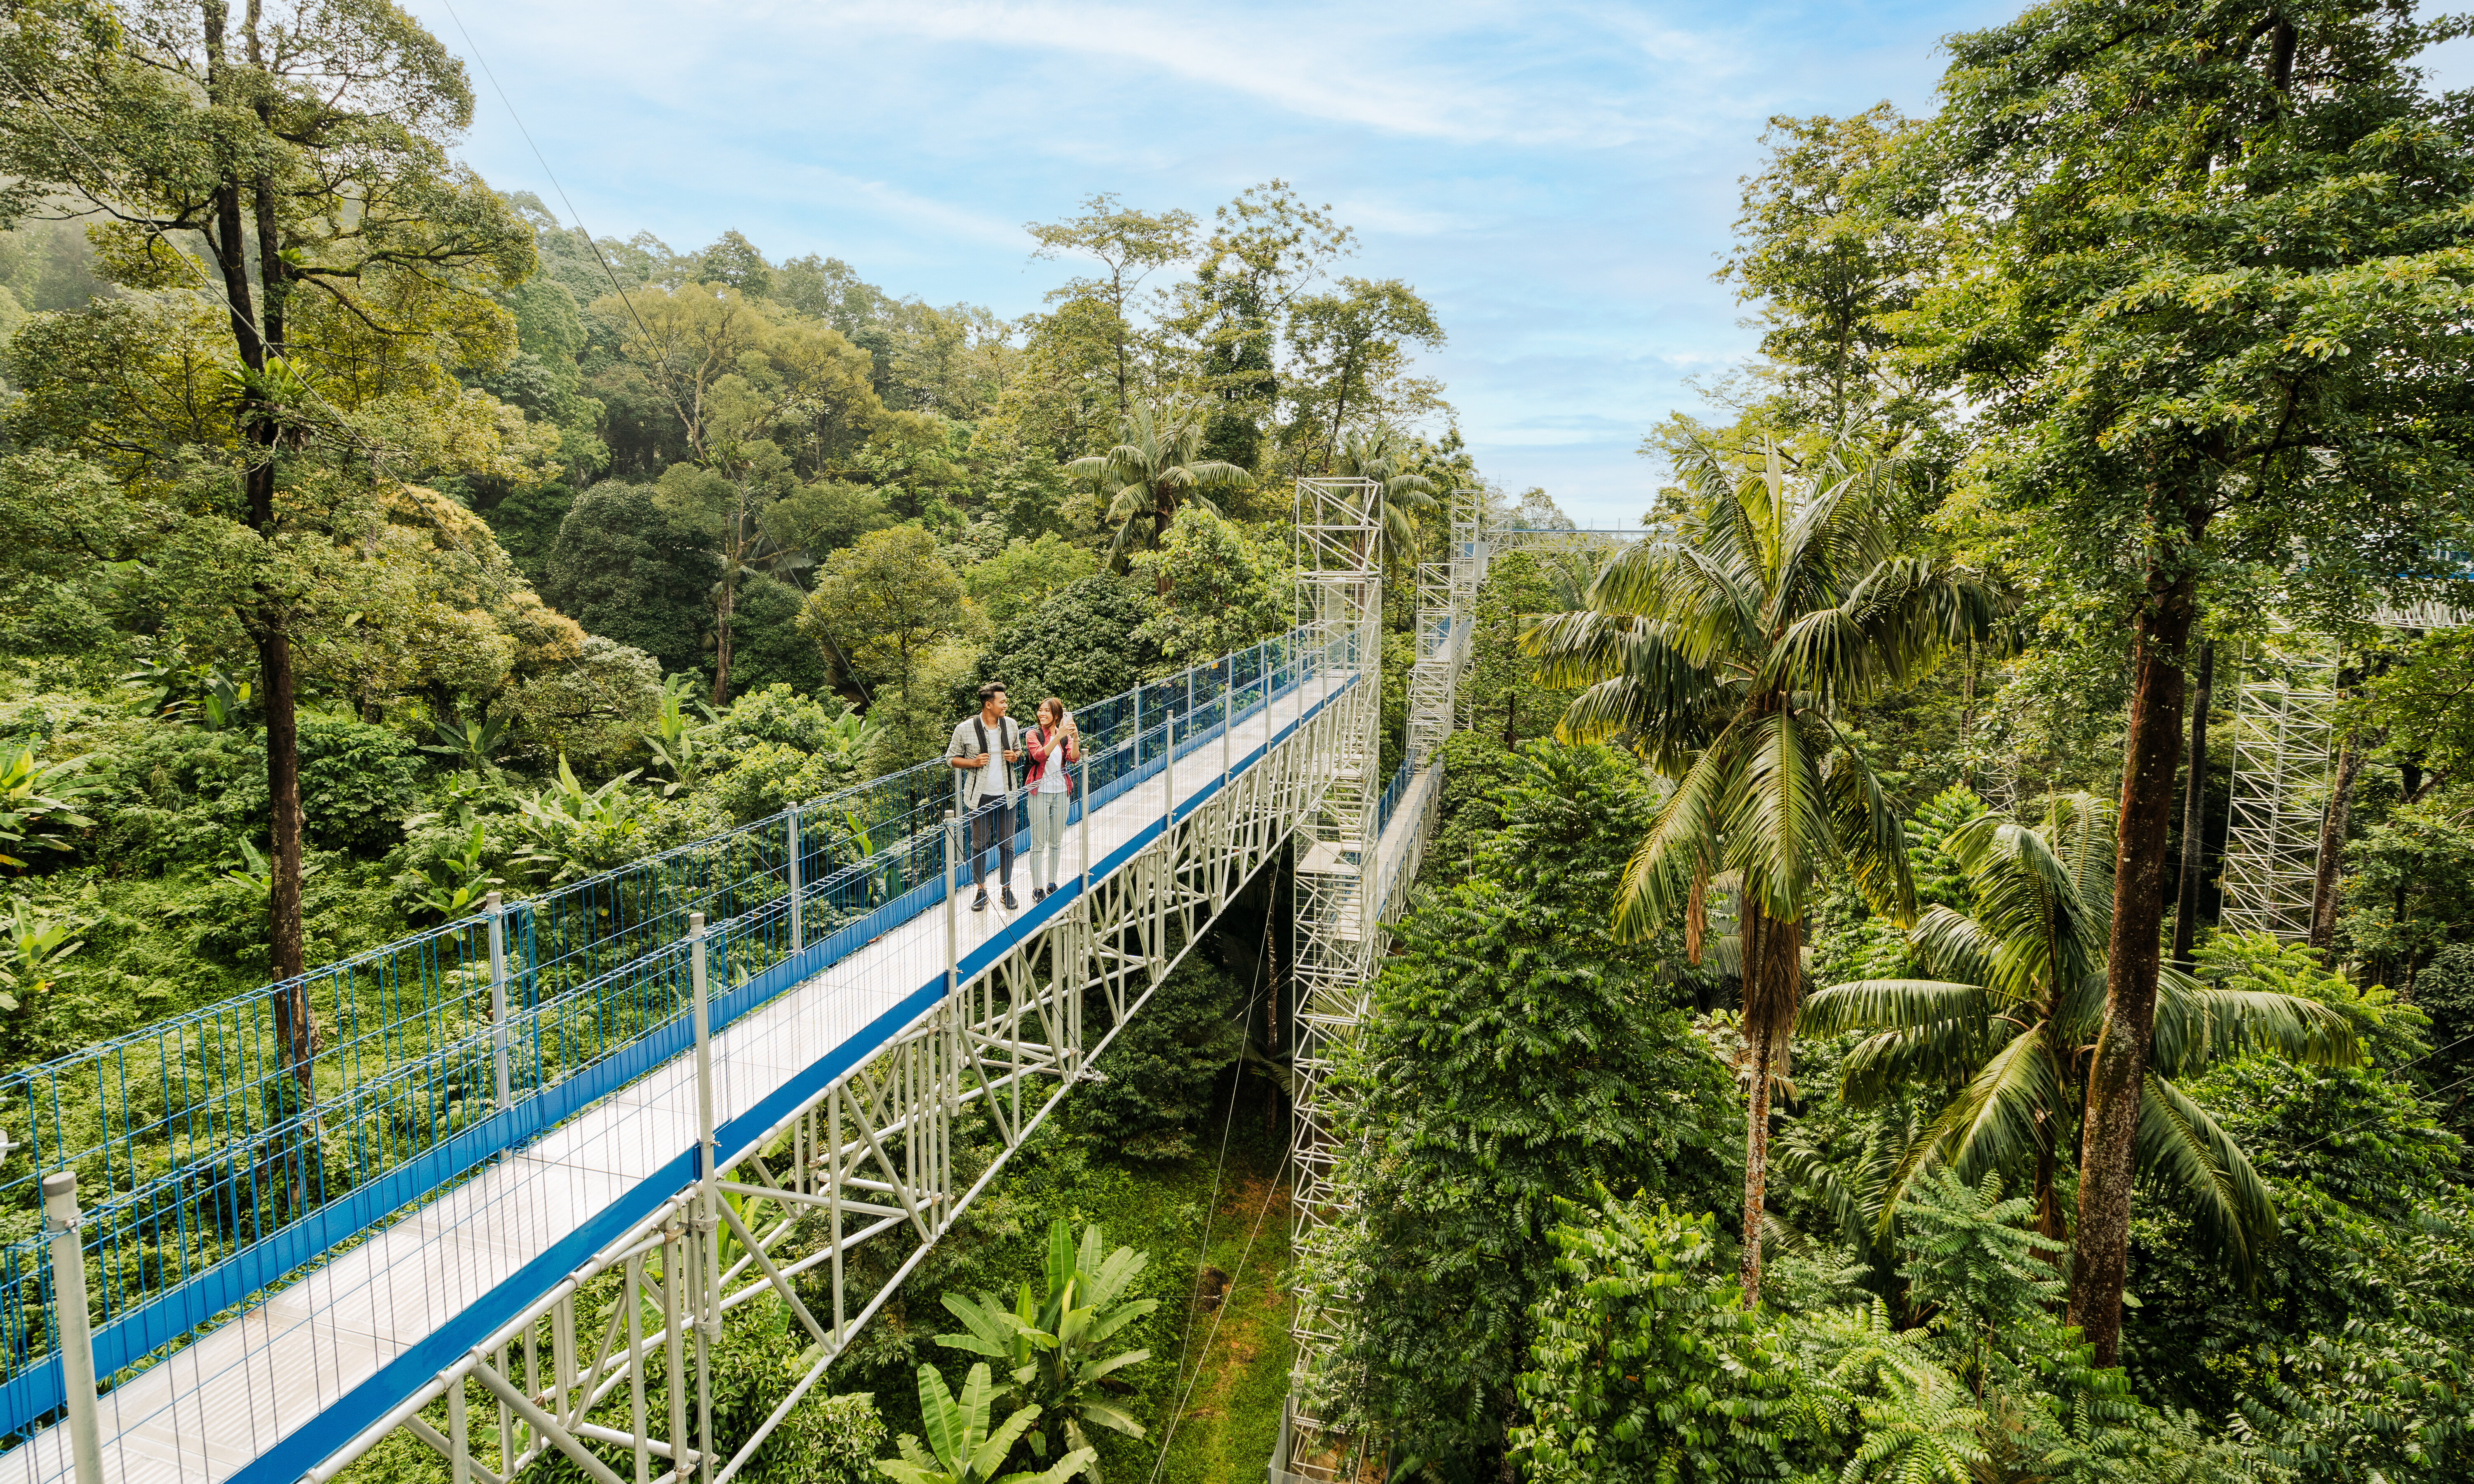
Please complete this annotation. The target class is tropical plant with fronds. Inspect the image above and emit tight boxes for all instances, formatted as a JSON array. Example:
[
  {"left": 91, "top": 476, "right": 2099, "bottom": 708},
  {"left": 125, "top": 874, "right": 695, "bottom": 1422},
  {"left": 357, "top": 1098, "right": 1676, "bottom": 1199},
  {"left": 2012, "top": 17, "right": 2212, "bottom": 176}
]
[
  {"left": 1522, "top": 429, "right": 2005, "bottom": 1306},
  {"left": 645, "top": 674, "right": 715, "bottom": 797},
  {"left": 1799, "top": 793, "right": 2358, "bottom": 1273},
  {"left": 1, "top": 895, "right": 87, "bottom": 1012},
  {"left": 817, "top": 706, "right": 884, "bottom": 787},
  {"left": 876, "top": 1362, "right": 1092, "bottom": 1484},
  {"left": 424, "top": 712, "right": 516, "bottom": 775},
  {"left": 0, "top": 746, "right": 96, "bottom": 871},
  {"left": 937, "top": 1220, "right": 1156, "bottom": 1479},
  {"left": 1328, "top": 425, "right": 1438, "bottom": 573},
  {"left": 512, "top": 756, "right": 653, "bottom": 886},
  {"left": 412, "top": 811, "right": 502, "bottom": 923},
  {"left": 221, "top": 838, "right": 323, "bottom": 897},
  {"left": 1065, "top": 402, "right": 1255, "bottom": 579}
]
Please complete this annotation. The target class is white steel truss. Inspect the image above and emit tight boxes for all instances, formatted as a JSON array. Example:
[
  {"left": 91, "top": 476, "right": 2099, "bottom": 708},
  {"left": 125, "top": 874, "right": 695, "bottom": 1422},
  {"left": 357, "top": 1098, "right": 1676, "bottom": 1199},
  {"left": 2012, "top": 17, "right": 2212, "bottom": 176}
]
[
  {"left": 2216, "top": 598, "right": 2467, "bottom": 942},
  {"left": 300, "top": 700, "right": 1364, "bottom": 1484},
  {"left": 1404, "top": 490, "right": 1483, "bottom": 768},
  {"left": 2220, "top": 640, "right": 2340, "bottom": 943},
  {"left": 1275, "top": 506, "right": 1651, "bottom": 1482},
  {"left": 1286, "top": 477, "right": 1386, "bottom": 1249},
  {"left": 6, "top": 668, "right": 1371, "bottom": 1484},
  {"left": 1280, "top": 478, "right": 1386, "bottom": 1481}
]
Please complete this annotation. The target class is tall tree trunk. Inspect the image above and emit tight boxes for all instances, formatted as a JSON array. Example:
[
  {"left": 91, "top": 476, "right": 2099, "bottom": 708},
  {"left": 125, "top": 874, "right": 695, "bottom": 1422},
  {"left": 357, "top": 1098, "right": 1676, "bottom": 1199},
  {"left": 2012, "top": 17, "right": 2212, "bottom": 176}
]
[
  {"left": 1737, "top": 905, "right": 1803, "bottom": 1308},
  {"left": 2069, "top": 503, "right": 2204, "bottom": 1366},
  {"left": 1959, "top": 642, "right": 1978, "bottom": 791},
  {"left": 1152, "top": 488, "right": 1174, "bottom": 595},
  {"left": 204, "top": 0, "right": 312, "bottom": 1091},
  {"left": 2171, "top": 640, "right": 2214, "bottom": 972},
  {"left": 2309, "top": 721, "right": 2370, "bottom": 960},
  {"left": 2032, "top": 1098, "right": 2065, "bottom": 1271},
  {"left": 257, "top": 625, "right": 312, "bottom": 1052},
  {"left": 713, "top": 563, "right": 736, "bottom": 709}
]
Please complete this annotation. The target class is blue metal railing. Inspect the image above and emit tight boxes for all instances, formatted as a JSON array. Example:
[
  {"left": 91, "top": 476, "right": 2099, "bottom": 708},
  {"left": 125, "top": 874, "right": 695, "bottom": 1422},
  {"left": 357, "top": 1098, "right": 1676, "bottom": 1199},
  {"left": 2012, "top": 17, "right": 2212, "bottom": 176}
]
[
  {"left": 1375, "top": 757, "right": 1417, "bottom": 836},
  {"left": 0, "top": 626, "right": 1350, "bottom": 1441}
]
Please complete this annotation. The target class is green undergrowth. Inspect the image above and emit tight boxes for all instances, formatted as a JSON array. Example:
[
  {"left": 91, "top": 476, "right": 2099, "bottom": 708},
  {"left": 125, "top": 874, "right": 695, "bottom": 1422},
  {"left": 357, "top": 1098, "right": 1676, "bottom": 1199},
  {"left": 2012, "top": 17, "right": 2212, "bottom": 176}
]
[
  {"left": 838, "top": 1091, "right": 1296, "bottom": 1484},
  {"left": 334, "top": 1087, "right": 1296, "bottom": 1484}
]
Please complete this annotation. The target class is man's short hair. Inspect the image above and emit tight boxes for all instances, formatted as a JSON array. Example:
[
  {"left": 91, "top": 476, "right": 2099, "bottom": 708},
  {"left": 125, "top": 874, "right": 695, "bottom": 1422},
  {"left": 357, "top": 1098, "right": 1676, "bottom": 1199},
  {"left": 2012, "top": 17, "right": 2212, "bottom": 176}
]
[{"left": 977, "top": 681, "right": 1007, "bottom": 703}]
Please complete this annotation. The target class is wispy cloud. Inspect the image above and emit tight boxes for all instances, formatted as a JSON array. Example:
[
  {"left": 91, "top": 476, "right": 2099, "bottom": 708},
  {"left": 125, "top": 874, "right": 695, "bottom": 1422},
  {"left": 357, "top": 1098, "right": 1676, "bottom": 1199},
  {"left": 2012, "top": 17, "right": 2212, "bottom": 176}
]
[
  {"left": 409, "top": 0, "right": 2004, "bottom": 523},
  {"left": 731, "top": 0, "right": 1758, "bottom": 148}
]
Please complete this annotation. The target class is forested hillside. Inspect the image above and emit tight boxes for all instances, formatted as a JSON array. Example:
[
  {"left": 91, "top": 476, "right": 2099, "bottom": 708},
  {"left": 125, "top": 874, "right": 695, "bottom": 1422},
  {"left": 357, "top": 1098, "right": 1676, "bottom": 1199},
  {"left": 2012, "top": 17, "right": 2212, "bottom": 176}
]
[{"left": 4, "top": 0, "right": 2474, "bottom": 1482}]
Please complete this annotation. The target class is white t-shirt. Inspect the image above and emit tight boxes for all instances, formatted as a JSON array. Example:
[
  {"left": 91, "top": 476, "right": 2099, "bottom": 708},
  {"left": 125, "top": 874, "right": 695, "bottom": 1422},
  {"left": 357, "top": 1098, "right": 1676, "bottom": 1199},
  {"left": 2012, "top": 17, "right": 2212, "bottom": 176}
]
[
  {"left": 945, "top": 714, "right": 1019, "bottom": 807},
  {"left": 1034, "top": 728, "right": 1072, "bottom": 793}
]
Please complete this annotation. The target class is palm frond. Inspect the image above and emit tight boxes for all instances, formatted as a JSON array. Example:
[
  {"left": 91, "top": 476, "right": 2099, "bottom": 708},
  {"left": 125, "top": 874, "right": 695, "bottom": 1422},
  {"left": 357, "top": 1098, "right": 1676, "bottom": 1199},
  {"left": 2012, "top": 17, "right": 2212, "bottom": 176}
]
[
  {"left": 1905, "top": 906, "right": 2001, "bottom": 989},
  {"left": 1819, "top": 729, "right": 1914, "bottom": 924},
  {"left": 1723, "top": 710, "right": 1833, "bottom": 921},
  {"left": 2149, "top": 975, "right": 2358, "bottom": 1078},
  {"left": 1803, "top": 979, "right": 1992, "bottom": 1037},
  {"left": 1610, "top": 720, "right": 1740, "bottom": 942},
  {"left": 1880, "top": 1026, "right": 2060, "bottom": 1230},
  {"left": 2136, "top": 1073, "right": 2276, "bottom": 1276}
]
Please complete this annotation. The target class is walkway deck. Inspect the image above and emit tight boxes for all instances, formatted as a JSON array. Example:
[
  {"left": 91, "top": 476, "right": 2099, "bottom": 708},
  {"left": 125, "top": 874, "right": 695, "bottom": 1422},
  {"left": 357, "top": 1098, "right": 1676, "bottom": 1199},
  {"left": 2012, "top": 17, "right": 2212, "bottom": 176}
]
[{"left": 5, "top": 674, "right": 1350, "bottom": 1484}]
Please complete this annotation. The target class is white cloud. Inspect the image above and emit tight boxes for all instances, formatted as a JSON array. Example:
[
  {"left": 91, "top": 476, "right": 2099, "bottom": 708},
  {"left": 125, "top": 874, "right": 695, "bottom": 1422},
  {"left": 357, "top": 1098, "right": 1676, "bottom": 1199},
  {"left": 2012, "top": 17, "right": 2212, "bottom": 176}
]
[{"left": 409, "top": 0, "right": 1976, "bottom": 506}]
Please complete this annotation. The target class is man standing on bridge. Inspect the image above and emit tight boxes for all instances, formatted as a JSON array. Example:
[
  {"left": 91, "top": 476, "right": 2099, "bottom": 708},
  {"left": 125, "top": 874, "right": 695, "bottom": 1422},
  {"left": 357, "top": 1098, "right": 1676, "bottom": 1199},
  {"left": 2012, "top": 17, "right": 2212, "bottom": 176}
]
[{"left": 946, "top": 681, "right": 1023, "bottom": 911}]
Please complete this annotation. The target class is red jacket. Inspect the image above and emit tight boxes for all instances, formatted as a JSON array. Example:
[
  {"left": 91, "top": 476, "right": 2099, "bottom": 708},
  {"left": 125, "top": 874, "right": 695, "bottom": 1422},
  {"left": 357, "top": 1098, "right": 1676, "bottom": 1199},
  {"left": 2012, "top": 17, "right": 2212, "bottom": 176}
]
[{"left": 1023, "top": 726, "right": 1079, "bottom": 793}]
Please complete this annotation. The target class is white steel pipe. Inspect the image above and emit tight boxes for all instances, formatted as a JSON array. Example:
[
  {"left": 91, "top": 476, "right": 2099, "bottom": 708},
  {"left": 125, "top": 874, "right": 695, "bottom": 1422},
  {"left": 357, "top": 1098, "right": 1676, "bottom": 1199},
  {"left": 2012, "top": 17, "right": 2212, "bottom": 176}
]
[
  {"left": 943, "top": 810, "right": 960, "bottom": 993},
  {"left": 487, "top": 890, "right": 511, "bottom": 1111},
  {"left": 42, "top": 1172, "right": 102, "bottom": 1484},
  {"left": 786, "top": 809, "right": 803, "bottom": 953}
]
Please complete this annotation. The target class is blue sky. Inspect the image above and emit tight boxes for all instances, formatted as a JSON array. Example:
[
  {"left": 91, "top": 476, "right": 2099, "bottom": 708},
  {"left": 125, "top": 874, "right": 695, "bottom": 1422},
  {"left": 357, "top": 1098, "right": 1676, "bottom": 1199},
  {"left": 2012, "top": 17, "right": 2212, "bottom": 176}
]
[{"left": 402, "top": 0, "right": 2474, "bottom": 526}]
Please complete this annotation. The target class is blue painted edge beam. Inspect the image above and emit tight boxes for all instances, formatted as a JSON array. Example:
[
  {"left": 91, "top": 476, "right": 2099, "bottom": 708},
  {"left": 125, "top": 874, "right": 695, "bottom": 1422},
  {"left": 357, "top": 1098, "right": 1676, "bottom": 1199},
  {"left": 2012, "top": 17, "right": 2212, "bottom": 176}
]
[
  {"left": 32, "top": 676, "right": 1344, "bottom": 1483},
  {"left": 0, "top": 674, "right": 1337, "bottom": 1442}
]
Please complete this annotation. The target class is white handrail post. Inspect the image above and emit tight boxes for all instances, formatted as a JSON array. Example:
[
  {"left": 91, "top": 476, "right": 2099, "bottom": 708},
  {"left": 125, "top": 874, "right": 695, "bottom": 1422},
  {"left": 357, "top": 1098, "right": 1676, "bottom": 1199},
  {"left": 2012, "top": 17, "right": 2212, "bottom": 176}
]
[
  {"left": 43, "top": 1172, "right": 102, "bottom": 1484},
  {"left": 690, "top": 911, "right": 715, "bottom": 1181},
  {"left": 1262, "top": 639, "right": 1272, "bottom": 755},
  {"left": 943, "top": 810, "right": 961, "bottom": 995},
  {"left": 786, "top": 808, "right": 803, "bottom": 954},
  {"left": 1164, "top": 675, "right": 1176, "bottom": 826},
  {"left": 486, "top": 890, "right": 510, "bottom": 1113},
  {"left": 1079, "top": 743, "right": 1092, "bottom": 898},
  {"left": 687, "top": 911, "right": 718, "bottom": 1484},
  {"left": 1222, "top": 657, "right": 1232, "bottom": 785}
]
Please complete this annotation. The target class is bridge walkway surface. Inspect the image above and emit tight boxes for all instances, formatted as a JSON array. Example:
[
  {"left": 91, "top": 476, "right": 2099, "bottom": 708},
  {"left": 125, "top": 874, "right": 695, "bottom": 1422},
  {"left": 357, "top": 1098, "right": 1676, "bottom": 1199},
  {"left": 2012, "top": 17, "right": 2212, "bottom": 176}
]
[{"left": 2, "top": 660, "right": 1355, "bottom": 1484}]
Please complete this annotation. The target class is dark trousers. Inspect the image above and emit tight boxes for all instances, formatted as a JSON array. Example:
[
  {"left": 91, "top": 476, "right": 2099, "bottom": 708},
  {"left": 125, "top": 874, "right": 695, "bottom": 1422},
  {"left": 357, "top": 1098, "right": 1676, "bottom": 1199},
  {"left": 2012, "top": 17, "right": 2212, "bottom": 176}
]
[{"left": 966, "top": 794, "right": 1015, "bottom": 888}]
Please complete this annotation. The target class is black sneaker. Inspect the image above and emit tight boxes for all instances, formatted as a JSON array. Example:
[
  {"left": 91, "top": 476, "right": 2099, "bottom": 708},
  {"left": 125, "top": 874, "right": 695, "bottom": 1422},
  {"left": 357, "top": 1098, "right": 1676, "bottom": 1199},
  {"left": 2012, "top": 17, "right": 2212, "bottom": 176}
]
[
  {"left": 1031, "top": 884, "right": 1047, "bottom": 903},
  {"left": 971, "top": 890, "right": 990, "bottom": 912},
  {"left": 1047, "top": 882, "right": 1059, "bottom": 897},
  {"left": 1001, "top": 888, "right": 1020, "bottom": 910}
]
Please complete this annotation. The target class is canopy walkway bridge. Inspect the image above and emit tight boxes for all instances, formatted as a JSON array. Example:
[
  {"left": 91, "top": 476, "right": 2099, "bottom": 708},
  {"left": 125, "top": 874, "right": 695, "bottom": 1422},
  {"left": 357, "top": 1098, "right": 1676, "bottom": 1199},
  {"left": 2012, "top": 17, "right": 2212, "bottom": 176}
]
[{"left": 0, "top": 481, "right": 1576, "bottom": 1484}]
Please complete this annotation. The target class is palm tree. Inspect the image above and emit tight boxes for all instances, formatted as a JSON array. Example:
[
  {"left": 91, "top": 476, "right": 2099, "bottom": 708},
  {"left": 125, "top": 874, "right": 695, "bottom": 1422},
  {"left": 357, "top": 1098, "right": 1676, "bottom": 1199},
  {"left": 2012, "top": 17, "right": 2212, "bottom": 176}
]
[
  {"left": 1524, "top": 430, "right": 2004, "bottom": 1306},
  {"left": 1065, "top": 402, "right": 1255, "bottom": 584},
  {"left": 1328, "top": 425, "right": 1437, "bottom": 575},
  {"left": 1799, "top": 791, "right": 2357, "bottom": 1272}
]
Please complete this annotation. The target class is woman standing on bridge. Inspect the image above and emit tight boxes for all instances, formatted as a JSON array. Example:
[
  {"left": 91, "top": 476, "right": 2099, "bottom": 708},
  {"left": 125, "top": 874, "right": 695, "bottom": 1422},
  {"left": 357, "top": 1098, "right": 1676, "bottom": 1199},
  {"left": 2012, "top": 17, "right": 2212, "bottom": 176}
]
[{"left": 1024, "top": 697, "right": 1079, "bottom": 902}]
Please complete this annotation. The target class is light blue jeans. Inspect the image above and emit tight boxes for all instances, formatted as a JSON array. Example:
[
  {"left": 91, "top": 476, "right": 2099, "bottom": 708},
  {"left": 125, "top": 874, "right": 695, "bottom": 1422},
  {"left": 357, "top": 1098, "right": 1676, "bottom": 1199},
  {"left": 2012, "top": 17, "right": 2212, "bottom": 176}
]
[{"left": 1027, "top": 789, "right": 1072, "bottom": 886}]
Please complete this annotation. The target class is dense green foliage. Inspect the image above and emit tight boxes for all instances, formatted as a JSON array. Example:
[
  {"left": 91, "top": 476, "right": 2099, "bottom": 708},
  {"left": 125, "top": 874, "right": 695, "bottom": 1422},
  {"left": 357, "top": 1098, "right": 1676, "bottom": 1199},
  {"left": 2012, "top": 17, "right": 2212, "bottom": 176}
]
[
  {"left": 5, "top": 0, "right": 2474, "bottom": 1479},
  {"left": 1301, "top": 744, "right": 1736, "bottom": 1477}
]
